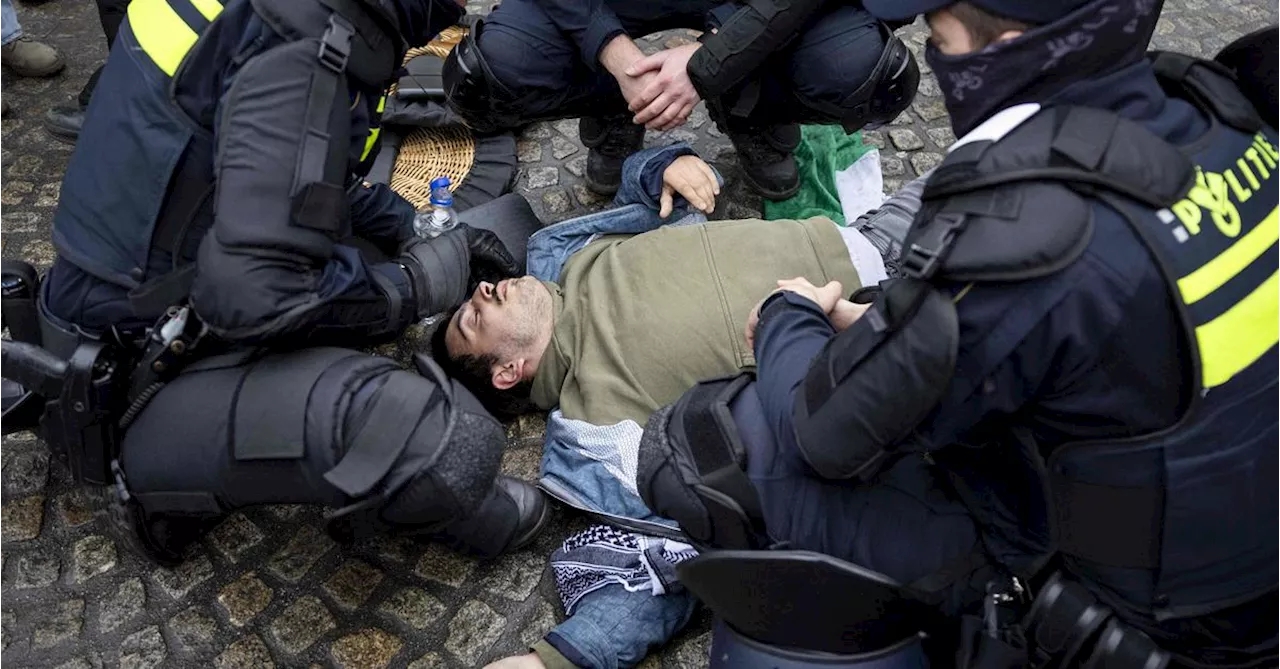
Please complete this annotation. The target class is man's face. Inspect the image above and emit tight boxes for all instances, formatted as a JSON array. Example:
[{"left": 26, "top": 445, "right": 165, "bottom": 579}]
[
  {"left": 444, "top": 276, "right": 551, "bottom": 364},
  {"left": 926, "top": 9, "right": 978, "bottom": 55}
]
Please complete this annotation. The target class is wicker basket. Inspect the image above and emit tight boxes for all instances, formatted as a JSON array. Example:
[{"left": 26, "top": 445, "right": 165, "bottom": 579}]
[{"left": 389, "top": 126, "right": 476, "bottom": 209}]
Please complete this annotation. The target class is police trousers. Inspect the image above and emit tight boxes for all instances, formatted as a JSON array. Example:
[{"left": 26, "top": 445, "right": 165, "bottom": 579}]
[
  {"left": 117, "top": 346, "right": 525, "bottom": 557},
  {"left": 475, "top": 0, "right": 886, "bottom": 132}
]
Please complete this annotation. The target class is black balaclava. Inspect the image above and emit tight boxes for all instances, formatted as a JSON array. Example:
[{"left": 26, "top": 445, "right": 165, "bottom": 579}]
[
  {"left": 385, "top": 0, "right": 464, "bottom": 49},
  {"left": 928, "top": 0, "right": 1164, "bottom": 137}
]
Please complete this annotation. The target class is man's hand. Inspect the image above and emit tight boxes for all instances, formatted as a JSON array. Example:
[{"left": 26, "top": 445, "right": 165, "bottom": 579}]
[
  {"left": 744, "top": 278, "right": 844, "bottom": 350},
  {"left": 600, "top": 35, "right": 661, "bottom": 116},
  {"left": 625, "top": 43, "right": 702, "bottom": 130},
  {"left": 660, "top": 155, "right": 719, "bottom": 217},
  {"left": 830, "top": 299, "right": 872, "bottom": 332}
]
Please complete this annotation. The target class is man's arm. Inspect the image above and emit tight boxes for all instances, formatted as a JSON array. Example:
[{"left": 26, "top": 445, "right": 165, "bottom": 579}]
[
  {"left": 348, "top": 181, "right": 416, "bottom": 253},
  {"left": 189, "top": 48, "right": 417, "bottom": 344}
]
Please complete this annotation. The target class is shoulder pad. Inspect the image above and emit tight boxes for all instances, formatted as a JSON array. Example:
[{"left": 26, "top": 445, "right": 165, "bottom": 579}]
[
  {"left": 900, "top": 106, "right": 1195, "bottom": 282},
  {"left": 1150, "top": 50, "right": 1265, "bottom": 134}
]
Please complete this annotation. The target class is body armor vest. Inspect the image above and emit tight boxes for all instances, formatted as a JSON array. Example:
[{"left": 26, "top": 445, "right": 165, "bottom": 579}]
[
  {"left": 51, "top": 0, "right": 402, "bottom": 319},
  {"left": 793, "top": 52, "right": 1278, "bottom": 623}
]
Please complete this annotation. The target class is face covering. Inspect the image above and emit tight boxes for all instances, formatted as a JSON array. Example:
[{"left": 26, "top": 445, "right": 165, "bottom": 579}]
[{"left": 927, "top": 0, "right": 1163, "bottom": 137}]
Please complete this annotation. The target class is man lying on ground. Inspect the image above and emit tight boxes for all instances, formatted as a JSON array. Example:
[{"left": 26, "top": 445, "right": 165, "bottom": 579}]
[{"left": 432, "top": 144, "right": 970, "bottom": 668}]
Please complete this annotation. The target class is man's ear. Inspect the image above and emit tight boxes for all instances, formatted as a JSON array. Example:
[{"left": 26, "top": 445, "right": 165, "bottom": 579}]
[{"left": 491, "top": 358, "right": 526, "bottom": 390}]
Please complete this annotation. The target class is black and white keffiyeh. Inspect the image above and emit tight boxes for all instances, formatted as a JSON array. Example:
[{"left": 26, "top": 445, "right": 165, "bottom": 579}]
[{"left": 550, "top": 525, "right": 699, "bottom": 615}]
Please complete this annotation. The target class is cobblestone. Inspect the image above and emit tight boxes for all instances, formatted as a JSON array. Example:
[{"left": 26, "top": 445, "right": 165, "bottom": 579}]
[
  {"left": 100, "top": 578, "right": 146, "bottom": 633},
  {"left": 72, "top": 535, "right": 117, "bottom": 583},
  {"left": 270, "top": 596, "right": 335, "bottom": 655},
  {"left": 331, "top": 628, "right": 403, "bottom": 668},
  {"left": 1, "top": 3, "right": 1270, "bottom": 667},
  {"left": 119, "top": 626, "right": 167, "bottom": 669}
]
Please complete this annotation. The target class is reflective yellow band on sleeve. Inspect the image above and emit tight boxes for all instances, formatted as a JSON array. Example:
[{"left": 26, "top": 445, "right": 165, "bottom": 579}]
[
  {"left": 362, "top": 128, "right": 381, "bottom": 162},
  {"left": 189, "top": 0, "right": 224, "bottom": 21},
  {"left": 1196, "top": 269, "right": 1279, "bottom": 388},
  {"left": 127, "top": 0, "right": 199, "bottom": 76},
  {"left": 1178, "top": 207, "right": 1279, "bottom": 305},
  {"left": 376, "top": 95, "right": 386, "bottom": 113}
]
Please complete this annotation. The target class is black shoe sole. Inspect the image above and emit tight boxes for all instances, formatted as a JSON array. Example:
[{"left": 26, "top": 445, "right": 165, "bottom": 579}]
[
  {"left": 45, "top": 124, "right": 79, "bottom": 145},
  {"left": 584, "top": 176, "right": 621, "bottom": 197}
]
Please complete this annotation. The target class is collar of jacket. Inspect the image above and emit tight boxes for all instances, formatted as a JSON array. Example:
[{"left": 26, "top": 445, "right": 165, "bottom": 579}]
[{"left": 530, "top": 280, "right": 568, "bottom": 411}]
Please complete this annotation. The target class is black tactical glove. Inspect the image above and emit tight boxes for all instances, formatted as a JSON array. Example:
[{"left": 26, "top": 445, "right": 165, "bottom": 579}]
[
  {"left": 458, "top": 223, "right": 520, "bottom": 288},
  {"left": 397, "top": 224, "right": 520, "bottom": 319}
]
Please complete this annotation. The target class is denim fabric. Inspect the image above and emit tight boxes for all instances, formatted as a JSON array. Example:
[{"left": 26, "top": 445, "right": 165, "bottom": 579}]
[
  {"left": 2, "top": 0, "right": 22, "bottom": 46},
  {"left": 546, "top": 585, "right": 698, "bottom": 669}
]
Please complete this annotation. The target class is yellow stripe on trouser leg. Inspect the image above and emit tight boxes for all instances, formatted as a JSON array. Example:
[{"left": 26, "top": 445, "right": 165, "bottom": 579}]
[
  {"left": 189, "top": 0, "right": 224, "bottom": 21},
  {"left": 1196, "top": 270, "right": 1280, "bottom": 388},
  {"left": 1178, "top": 207, "right": 1280, "bottom": 304},
  {"left": 128, "top": 0, "right": 199, "bottom": 76}
]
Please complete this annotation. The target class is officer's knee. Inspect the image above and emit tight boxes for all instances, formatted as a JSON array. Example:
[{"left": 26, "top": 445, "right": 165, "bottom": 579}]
[
  {"left": 788, "top": 12, "right": 887, "bottom": 104},
  {"left": 379, "top": 409, "right": 507, "bottom": 525}
]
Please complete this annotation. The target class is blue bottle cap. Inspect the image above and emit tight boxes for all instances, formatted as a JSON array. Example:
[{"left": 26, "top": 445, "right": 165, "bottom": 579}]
[{"left": 430, "top": 176, "right": 451, "bottom": 190}]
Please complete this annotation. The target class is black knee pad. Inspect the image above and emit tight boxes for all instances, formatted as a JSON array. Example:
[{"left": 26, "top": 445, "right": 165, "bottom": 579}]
[
  {"left": 792, "top": 25, "right": 919, "bottom": 132},
  {"left": 637, "top": 374, "right": 771, "bottom": 551},
  {"left": 379, "top": 403, "right": 506, "bottom": 526},
  {"left": 443, "top": 21, "right": 522, "bottom": 134}
]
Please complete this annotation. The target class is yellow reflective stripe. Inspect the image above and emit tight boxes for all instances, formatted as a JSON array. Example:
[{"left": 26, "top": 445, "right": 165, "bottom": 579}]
[
  {"left": 361, "top": 96, "right": 387, "bottom": 161},
  {"left": 1178, "top": 207, "right": 1280, "bottom": 304},
  {"left": 128, "top": 0, "right": 198, "bottom": 76},
  {"left": 1196, "top": 269, "right": 1279, "bottom": 388},
  {"left": 360, "top": 129, "right": 378, "bottom": 163},
  {"left": 189, "top": 0, "right": 224, "bottom": 21}
]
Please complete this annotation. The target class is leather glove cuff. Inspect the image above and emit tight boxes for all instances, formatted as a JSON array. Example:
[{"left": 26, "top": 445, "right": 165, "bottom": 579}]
[{"left": 397, "top": 231, "right": 471, "bottom": 319}]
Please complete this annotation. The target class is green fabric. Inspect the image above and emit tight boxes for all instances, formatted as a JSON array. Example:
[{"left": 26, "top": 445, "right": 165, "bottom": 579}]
[
  {"left": 529, "top": 218, "right": 861, "bottom": 426},
  {"left": 763, "top": 125, "right": 873, "bottom": 226}
]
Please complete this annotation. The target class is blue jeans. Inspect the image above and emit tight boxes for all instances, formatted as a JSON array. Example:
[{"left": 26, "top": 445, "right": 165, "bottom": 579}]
[
  {"left": 542, "top": 172, "right": 937, "bottom": 668},
  {"left": 2, "top": 0, "right": 22, "bottom": 46}
]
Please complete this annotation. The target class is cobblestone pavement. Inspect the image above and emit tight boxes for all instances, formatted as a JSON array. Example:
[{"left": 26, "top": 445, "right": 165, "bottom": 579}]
[{"left": 2, "top": 0, "right": 1275, "bottom": 667}]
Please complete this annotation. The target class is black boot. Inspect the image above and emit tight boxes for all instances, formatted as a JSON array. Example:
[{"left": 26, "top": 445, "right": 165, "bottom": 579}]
[
  {"left": 726, "top": 124, "right": 802, "bottom": 201},
  {"left": 95, "top": 485, "right": 209, "bottom": 568},
  {"left": 579, "top": 115, "right": 645, "bottom": 196},
  {"left": 44, "top": 102, "right": 87, "bottom": 144},
  {"left": 431, "top": 476, "right": 550, "bottom": 557}
]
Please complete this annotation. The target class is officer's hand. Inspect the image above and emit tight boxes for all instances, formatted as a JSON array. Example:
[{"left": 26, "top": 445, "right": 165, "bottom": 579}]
[
  {"left": 830, "top": 299, "right": 872, "bottom": 332},
  {"left": 458, "top": 224, "right": 520, "bottom": 286},
  {"left": 660, "top": 155, "right": 719, "bottom": 217},
  {"left": 625, "top": 44, "right": 702, "bottom": 131},
  {"left": 744, "top": 278, "right": 844, "bottom": 350}
]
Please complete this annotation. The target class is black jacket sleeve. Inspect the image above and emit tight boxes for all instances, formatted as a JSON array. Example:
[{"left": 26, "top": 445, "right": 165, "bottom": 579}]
[
  {"left": 189, "top": 40, "right": 413, "bottom": 343},
  {"left": 531, "top": 0, "right": 626, "bottom": 69}
]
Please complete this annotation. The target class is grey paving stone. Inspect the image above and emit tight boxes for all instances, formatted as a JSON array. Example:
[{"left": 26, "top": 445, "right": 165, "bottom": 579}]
[
  {"left": 208, "top": 514, "right": 265, "bottom": 563},
  {"left": 217, "top": 572, "right": 274, "bottom": 627},
  {"left": 6, "top": 548, "right": 61, "bottom": 589},
  {"left": 152, "top": 552, "right": 214, "bottom": 600},
  {"left": 267, "top": 525, "right": 335, "bottom": 583},
  {"left": 3, "top": 494, "right": 45, "bottom": 541},
  {"left": 331, "top": 628, "right": 403, "bottom": 669},
  {"left": 214, "top": 634, "right": 275, "bottom": 669},
  {"left": 72, "top": 534, "right": 116, "bottom": 581},
  {"left": 269, "top": 596, "right": 335, "bottom": 655},
  {"left": 888, "top": 128, "right": 924, "bottom": 151},
  {"left": 414, "top": 544, "right": 476, "bottom": 588},
  {"left": 380, "top": 587, "right": 446, "bottom": 630},
  {"left": 526, "top": 166, "right": 560, "bottom": 189},
  {"left": 2, "top": 449, "right": 49, "bottom": 494},
  {"left": 33, "top": 599, "right": 84, "bottom": 649},
  {"left": 408, "top": 652, "right": 447, "bottom": 669},
  {"left": 478, "top": 552, "right": 546, "bottom": 602},
  {"left": 517, "top": 139, "right": 543, "bottom": 163},
  {"left": 551, "top": 135, "right": 580, "bottom": 159},
  {"left": 100, "top": 578, "right": 146, "bottom": 633},
  {"left": 322, "top": 559, "right": 383, "bottom": 610},
  {"left": 445, "top": 600, "right": 506, "bottom": 667},
  {"left": 167, "top": 607, "right": 219, "bottom": 654},
  {"left": 119, "top": 626, "right": 166, "bottom": 669}
]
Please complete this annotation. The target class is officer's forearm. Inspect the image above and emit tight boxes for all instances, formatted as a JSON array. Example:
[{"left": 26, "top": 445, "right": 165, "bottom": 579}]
[{"left": 599, "top": 34, "right": 643, "bottom": 79}]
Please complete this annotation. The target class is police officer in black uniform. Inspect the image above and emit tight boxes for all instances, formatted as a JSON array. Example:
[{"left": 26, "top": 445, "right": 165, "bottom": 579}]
[
  {"left": 638, "top": 0, "right": 1279, "bottom": 666},
  {"left": 440, "top": 0, "right": 920, "bottom": 200},
  {"left": 11, "top": 0, "right": 550, "bottom": 564}
]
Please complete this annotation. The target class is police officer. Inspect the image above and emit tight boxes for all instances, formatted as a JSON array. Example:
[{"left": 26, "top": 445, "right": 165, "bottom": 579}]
[
  {"left": 640, "top": 1, "right": 1278, "bottom": 666},
  {"left": 441, "top": 0, "right": 919, "bottom": 200},
  {"left": 20, "top": 0, "right": 550, "bottom": 562}
]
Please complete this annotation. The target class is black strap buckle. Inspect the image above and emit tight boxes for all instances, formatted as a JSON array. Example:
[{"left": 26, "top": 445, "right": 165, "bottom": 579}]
[
  {"left": 317, "top": 15, "right": 354, "bottom": 74},
  {"left": 901, "top": 212, "right": 967, "bottom": 279}
]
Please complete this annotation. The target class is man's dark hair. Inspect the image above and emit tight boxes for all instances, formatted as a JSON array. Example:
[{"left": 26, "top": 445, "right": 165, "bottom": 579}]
[
  {"left": 949, "top": 2, "right": 1035, "bottom": 48},
  {"left": 429, "top": 309, "right": 536, "bottom": 419}
]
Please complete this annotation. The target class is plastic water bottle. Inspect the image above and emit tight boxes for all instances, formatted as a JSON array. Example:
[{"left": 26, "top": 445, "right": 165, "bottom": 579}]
[
  {"left": 414, "top": 177, "right": 459, "bottom": 328},
  {"left": 413, "top": 176, "right": 459, "bottom": 239}
]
